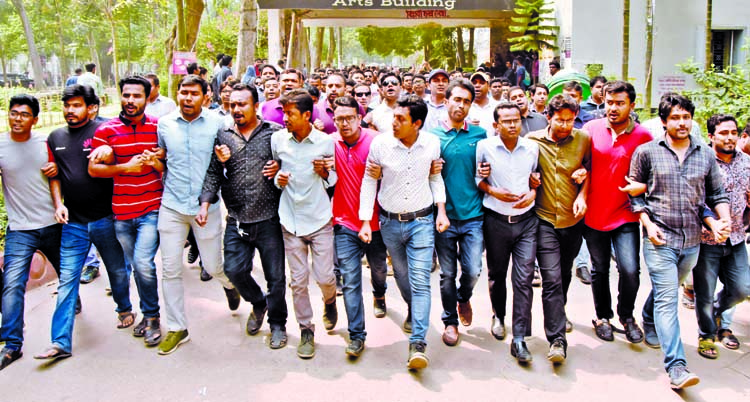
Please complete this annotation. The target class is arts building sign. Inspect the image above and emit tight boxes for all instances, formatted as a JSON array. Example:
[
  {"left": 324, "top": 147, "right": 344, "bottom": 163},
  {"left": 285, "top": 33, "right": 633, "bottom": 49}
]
[{"left": 257, "top": 0, "right": 514, "bottom": 11}]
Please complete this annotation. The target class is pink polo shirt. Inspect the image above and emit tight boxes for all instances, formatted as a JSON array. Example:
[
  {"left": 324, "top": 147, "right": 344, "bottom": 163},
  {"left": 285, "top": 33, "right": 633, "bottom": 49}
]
[
  {"left": 332, "top": 127, "right": 380, "bottom": 232},
  {"left": 584, "top": 118, "right": 653, "bottom": 231},
  {"left": 260, "top": 97, "right": 321, "bottom": 127}
]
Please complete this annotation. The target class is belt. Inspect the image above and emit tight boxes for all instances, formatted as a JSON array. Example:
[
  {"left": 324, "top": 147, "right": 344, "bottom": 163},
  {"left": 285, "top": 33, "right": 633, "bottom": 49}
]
[
  {"left": 485, "top": 208, "right": 535, "bottom": 224},
  {"left": 379, "top": 206, "right": 433, "bottom": 222}
]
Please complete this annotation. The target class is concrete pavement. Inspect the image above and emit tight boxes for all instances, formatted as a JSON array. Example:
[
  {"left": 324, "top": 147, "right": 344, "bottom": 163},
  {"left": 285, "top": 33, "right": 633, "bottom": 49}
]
[{"left": 0, "top": 250, "right": 748, "bottom": 402}]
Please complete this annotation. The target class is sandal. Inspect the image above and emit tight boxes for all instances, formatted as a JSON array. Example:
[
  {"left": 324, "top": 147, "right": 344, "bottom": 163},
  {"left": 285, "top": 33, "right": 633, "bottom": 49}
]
[
  {"left": 33, "top": 345, "right": 72, "bottom": 360},
  {"left": 718, "top": 329, "right": 740, "bottom": 350},
  {"left": 698, "top": 337, "right": 719, "bottom": 359},
  {"left": 117, "top": 311, "right": 137, "bottom": 329}
]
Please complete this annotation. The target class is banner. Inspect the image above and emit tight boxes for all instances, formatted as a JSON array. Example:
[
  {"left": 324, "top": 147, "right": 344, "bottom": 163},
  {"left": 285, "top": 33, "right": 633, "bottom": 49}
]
[
  {"left": 257, "top": 0, "right": 514, "bottom": 11},
  {"left": 171, "top": 51, "right": 197, "bottom": 75}
]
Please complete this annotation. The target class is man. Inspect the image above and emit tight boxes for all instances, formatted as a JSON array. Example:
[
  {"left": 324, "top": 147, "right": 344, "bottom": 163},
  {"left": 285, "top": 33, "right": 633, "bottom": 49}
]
[
  {"left": 515, "top": 58, "right": 529, "bottom": 91},
  {"left": 582, "top": 81, "right": 652, "bottom": 344},
  {"left": 365, "top": 73, "right": 401, "bottom": 135},
  {"left": 261, "top": 69, "right": 313, "bottom": 126},
  {"left": 691, "top": 114, "right": 750, "bottom": 359},
  {"left": 199, "top": 83, "right": 288, "bottom": 350},
  {"left": 430, "top": 80, "right": 486, "bottom": 346},
  {"left": 581, "top": 76, "right": 607, "bottom": 117},
  {"left": 402, "top": 72, "right": 414, "bottom": 95},
  {"left": 412, "top": 74, "right": 427, "bottom": 99},
  {"left": 349, "top": 70, "right": 365, "bottom": 85},
  {"left": 65, "top": 68, "right": 82, "bottom": 87},
  {"left": 330, "top": 96, "right": 389, "bottom": 358},
  {"left": 186, "top": 63, "right": 199, "bottom": 76},
  {"left": 353, "top": 83, "right": 373, "bottom": 114},
  {"left": 423, "top": 69, "right": 449, "bottom": 133},
  {"left": 630, "top": 94, "right": 729, "bottom": 389},
  {"left": 502, "top": 61, "right": 516, "bottom": 86},
  {"left": 213, "top": 55, "right": 233, "bottom": 91},
  {"left": 35, "top": 85, "right": 134, "bottom": 361},
  {"left": 0, "top": 95, "right": 62, "bottom": 370},
  {"left": 476, "top": 102, "right": 539, "bottom": 363},
  {"left": 529, "top": 83, "right": 549, "bottom": 115},
  {"left": 271, "top": 89, "right": 338, "bottom": 359},
  {"left": 316, "top": 72, "right": 347, "bottom": 134},
  {"left": 241, "top": 58, "right": 261, "bottom": 85},
  {"left": 467, "top": 72, "right": 498, "bottom": 134},
  {"left": 359, "top": 95, "right": 449, "bottom": 370},
  {"left": 89, "top": 76, "right": 163, "bottom": 348},
  {"left": 308, "top": 73, "right": 324, "bottom": 94},
  {"left": 489, "top": 78, "right": 504, "bottom": 103},
  {"left": 77, "top": 63, "right": 105, "bottom": 98},
  {"left": 508, "top": 86, "right": 548, "bottom": 136},
  {"left": 549, "top": 61, "right": 561, "bottom": 77},
  {"left": 214, "top": 79, "right": 238, "bottom": 127},
  {"left": 144, "top": 73, "right": 177, "bottom": 119},
  {"left": 154, "top": 75, "right": 242, "bottom": 355},
  {"left": 527, "top": 94, "right": 591, "bottom": 365},
  {"left": 261, "top": 77, "right": 280, "bottom": 109}
]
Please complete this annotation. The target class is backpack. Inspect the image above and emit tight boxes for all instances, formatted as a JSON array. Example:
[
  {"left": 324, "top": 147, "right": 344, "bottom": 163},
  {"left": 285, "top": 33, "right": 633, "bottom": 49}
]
[{"left": 523, "top": 69, "right": 531, "bottom": 86}]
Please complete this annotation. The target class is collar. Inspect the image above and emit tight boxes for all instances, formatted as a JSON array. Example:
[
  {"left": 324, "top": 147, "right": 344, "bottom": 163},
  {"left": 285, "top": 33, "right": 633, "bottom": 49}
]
[
  {"left": 657, "top": 134, "right": 701, "bottom": 152},
  {"left": 118, "top": 113, "right": 146, "bottom": 126},
  {"left": 285, "top": 126, "right": 319, "bottom": 143},
  {"left": 606, "top": 117, "right": 636, "bottom": 135},
  {"left": 176, "top": 108, "right": 208, "bottom": 123},
  {"left": 544, "top": 127, "right": 576, "bottom": 145},
  {"left": 439, "top": 119, "right": 469, "bottom": 132},
  {"left": 495, "top": 135, "right": 529, "bottom": 152}
]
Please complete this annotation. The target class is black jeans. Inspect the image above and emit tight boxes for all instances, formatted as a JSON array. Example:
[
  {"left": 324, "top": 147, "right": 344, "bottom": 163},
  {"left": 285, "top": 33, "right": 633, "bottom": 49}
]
[
  {"left": 223, "top": 217, "right": 288, "bottom": 329},
  {"left": 584, "top": 223, "right": 641, "bottom": 321},
  {"left": 536, "top": 220, "right": 583, "bottom": 344},
  {"left": 484, "top": 210, "right": 538, "bottom": 339}
]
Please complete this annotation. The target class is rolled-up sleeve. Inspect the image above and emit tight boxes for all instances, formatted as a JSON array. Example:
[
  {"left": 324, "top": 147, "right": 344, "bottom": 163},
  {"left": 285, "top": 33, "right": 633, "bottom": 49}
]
[
  {"left": 628, "top": 146, "right": 649, "bottom": 213},
  {"left": 359, "top": 139, "right": 380, "bottom": 221},
  {"left": 705, "top": 156, "right": 729, "bottom": 208},
  {"left": 429, "top": 140, "right": 446, "bottom": 204}
]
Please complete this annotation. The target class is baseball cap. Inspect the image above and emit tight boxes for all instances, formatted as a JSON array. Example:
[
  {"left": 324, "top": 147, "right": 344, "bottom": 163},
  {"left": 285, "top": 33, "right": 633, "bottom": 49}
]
[
  {"left": 470, "top": 71, "right": 490, "bottom": 83},
  {"left": 427, "top": 69, "right": 449, "bottom": 82}
]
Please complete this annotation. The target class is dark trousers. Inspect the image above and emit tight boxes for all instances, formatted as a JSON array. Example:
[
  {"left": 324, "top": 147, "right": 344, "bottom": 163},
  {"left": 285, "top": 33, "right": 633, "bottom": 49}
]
[{"left": 484, "top": 210, "right": 538, "bottom": 338}]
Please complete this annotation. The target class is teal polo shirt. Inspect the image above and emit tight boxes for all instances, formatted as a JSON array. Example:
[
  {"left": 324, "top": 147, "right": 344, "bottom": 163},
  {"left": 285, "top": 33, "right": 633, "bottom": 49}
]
[{"left": 432, "top": 120, "right": 487, "bottom": 221}]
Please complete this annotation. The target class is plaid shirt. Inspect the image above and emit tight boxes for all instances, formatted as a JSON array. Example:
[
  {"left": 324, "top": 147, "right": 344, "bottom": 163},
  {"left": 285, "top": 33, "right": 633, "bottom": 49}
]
[
  {"left": 700, "top": 151, "right": 750, "bottom": 246},
  {"left": 629, "top": 136, "right": 728, "bottom": 248}
]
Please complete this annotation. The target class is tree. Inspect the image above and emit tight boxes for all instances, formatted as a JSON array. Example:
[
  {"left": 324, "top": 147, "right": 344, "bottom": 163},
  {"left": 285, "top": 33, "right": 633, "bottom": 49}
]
[
  {"left": 622, "top": 0, "right": 630, "bottom": 80},
  {"left": 10, "top": 0, "right": 46, "bottom": 89},
  {"left": 705, "top": 0, "right": 712, "bottom": 70},
  {"left": 507, "top": 0, "right": 559, "bottom": 53},
  {"left": 166, "top": 0, "right": 204, "bottom": 97},
  {"left": 643, "top": 0, "right": 654, "bottom": 111},
  {"left": 235, "top": 0, "right": 257, "bottom": 77},
  {"left": 0, "top": 3, "right": 26, "bottom": 82}
]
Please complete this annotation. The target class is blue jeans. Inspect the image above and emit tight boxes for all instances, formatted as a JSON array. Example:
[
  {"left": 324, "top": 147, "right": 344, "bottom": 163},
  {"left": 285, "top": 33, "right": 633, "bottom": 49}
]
[
  {"left": 334, "top": 225, "right": 388, "bottom": 341},
  {"left": 84, "top": 244, "right": 100, "bottom": 268},
  {"left": 584, "top": 223, "right": 641, "bottom": 321},
  {"left": 223, "top": 217, "right": 288, "bottom": 329},
  {"left": 575, "top": 238, "right": 590, "bottom": 268},
  {"left": 693, "top": 242, "right": 750, "bottom": 338},
  {"left": 435, "top": 216, "right": 483, "bottom": 326},
  {"left": 1, "top": 224, "right": 62, "bottom": 351},
  {"left": 114, "top": 210, "right": 160, "bottom": 318},
  {"left": 642, "top": 241, "right": 699, "bottom": 372},
  {"left": 379, "top": 214, "right": 434, "bottom": 344}
]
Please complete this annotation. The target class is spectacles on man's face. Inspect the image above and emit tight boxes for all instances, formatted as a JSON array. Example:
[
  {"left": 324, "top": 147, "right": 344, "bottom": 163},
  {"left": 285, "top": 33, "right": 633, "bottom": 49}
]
[
  {"left": 354, "top": 91, "right": 371, "bottom": 97},
  {"left": 334, "top": 115, "right": 358, "bottom": 125},
  {"left": 9, "top": 111, "right": 33, "bottom": 120}
]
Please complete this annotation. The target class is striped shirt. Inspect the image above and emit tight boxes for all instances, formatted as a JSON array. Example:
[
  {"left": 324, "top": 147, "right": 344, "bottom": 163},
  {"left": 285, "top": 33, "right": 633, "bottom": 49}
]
[{"left": 93, "top": 113, "right": 163, "bottom": 220}]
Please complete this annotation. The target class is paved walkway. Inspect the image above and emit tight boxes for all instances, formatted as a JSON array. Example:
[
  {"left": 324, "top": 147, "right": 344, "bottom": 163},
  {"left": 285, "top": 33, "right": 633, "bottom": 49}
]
[{"left": 1, "top": 250, "right": 748, "bottom": 402}]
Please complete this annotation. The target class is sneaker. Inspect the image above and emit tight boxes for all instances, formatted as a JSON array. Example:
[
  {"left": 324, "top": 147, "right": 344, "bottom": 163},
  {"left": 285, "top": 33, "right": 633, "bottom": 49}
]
[
  {"left": 75, "top": 296, "right": 82, "bottom": 315},
  {"left": 621, "top": 317, "right": 644, "bottom": 344},
  {"left": 246, "top": 303, "right": 268, "bottom": 335},
  {"left": 373, "top": 297, "right": 386, "bottom": 318},
  {"left": 336, "top": 276, "right": 343, "bottom": 296},
  {"left": 532, "top": 266, "right": 542, "bottom": 287},
  {"left": 547, "top": 338, "right": 566, "bottom": 364},
  {"left": 592, "top": 318, "right": 614, "bottom": 341},
  {"left": 403, "top": 309, "right": 412, "bottom": 334},
  {"left": 79, "top": 265, "right": 100, "bottom": 284},
  {"left": 643, "top": 322, "right": 660, "bottom": 349},
  {"left": 346, "top": 339, "right": 365, "bottom": 358},
  {"left": 407, "top": 341, "right": 429, "bottom": 369},
  {"left": 565, "top": 318, "right": 573, "bottom": 333},
  {"left": 297, "top": 328, "right": 315, "bottom": 359},
  {"left": 576, "top": 265, "right": 592, "bottom": 285},
  {"left": 157, "top": 330, "right": 190, "bottom": 355},
  {"left": 269, "top": 327, "right": 287, "bottom": 349},
  {"left": 669, "top": 365, "right": 700, "bottom": 389},
  {"left": 323, "top": 300, "right": 338, "bottom": 330},
  {"left": 143, "top": 317, "right": 162, "bottom": 347}
]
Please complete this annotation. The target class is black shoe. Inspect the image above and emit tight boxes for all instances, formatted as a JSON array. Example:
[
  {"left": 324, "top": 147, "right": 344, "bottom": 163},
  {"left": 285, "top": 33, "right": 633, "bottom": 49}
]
[
  {"left": 336, "top": 276, "right": 343, "bottom": 296},
  {"left": 224, "top": 287, "right": 240, "bottom": 311},
  {"left": 187, "top": 245, "right": 199, "bottom": 264},
  {"left": 620, "top": 318, "right": 644, "bottom": 344},
  {"left": 346, "top": 339, "right": 365, "bottom": 358},
  {"left": 510, "top": 340, "right": 533, "bottom": 363},
  {"left": 576, "top": 265, "right": 592, "bottom": 285},
  {"left": 246, "top": 302, "right": 268, "bottom": 335},
  {"left": 0, "top": 347, "right": 22, "bottom": 371},
  {"left": 323, "top": 300, "right": 338, "bottom": 330},
  {"left": 269, "top": 327, "right": 287, "bottom": 349},
  {"left": 199, "top": 266, "right": 212, "bottom": 282},
  {"left": 547, "top": 338, "right": 567, "bottom": 364},
  {"left": 143, "top": 317, "right": 162, "bottom": 346},
  {"left": 593, "top": 318, "right": 614, "bottom": 341},
  {"left": 407, "top": 341, "right": 429, "bottom": 369},
  {"left": 403, "top": 309, "right": 412, "bottom": 333},
  {"left": 75, "top": 296, "right": 82, "bottom": 315}
]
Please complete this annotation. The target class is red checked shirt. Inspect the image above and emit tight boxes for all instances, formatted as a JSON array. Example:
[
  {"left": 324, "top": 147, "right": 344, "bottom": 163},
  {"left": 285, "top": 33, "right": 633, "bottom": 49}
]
[
  {"left": 333, "top": 128, "right": 380, "bottom": 232},
  {"left": 93, "top": 113, "right": 163, "bottom": 220}
]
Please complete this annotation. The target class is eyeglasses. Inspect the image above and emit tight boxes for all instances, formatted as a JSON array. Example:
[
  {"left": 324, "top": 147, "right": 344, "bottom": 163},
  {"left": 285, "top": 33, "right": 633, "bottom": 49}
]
[
  {"left": 9, "top": 111, "right": 33, "bottom": 120},
  {"left": 334, "top": 115, "right": 358, "bottom": 125},
  {"left": 382, "top": 79, "right": 400, "bottom": 87},
  {"left": 354, "top": 91, "right": 371, "bottom": 97}
]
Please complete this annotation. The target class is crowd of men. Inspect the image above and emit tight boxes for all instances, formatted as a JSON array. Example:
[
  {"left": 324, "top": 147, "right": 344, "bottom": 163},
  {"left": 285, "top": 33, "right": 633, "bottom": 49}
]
[{"left": 1, "top": 58, "right": 749, "bottom": 391}]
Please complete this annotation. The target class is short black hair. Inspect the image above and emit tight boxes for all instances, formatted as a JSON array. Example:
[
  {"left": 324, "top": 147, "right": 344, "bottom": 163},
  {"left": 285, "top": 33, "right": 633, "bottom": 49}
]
[
  {"left": 413, "top": 74, "right": 426, "bottom": 83},
  {"left": 707, "top": 113, "right": 738, "bottom": 135},
  {"left": 62, "top": 84, "right": 98, "bottom": 106},
  {"left": 281, "top": 68, "right": 305, "bottom": 83},
  {"left": 198, "top": 66, "right": 208, "bottom": 76},
  {"left": 118, "top": 75, "right": 151, "bottom": 97},
  {"left": 177, "top": 74, "right": 208, "bottom": 95},
  {"left": 508, "top": 86, "right": 525, "bottom": 97},
  {"left": 307, "top": 85, "right": 320, "bottom": 99},
  {"left": 493, "top": 101, "right": 522, "bottom": 123},
  {"left": 279, "top": 88, "right": 314, "bottom": 117},
  {"left": 143, "top": 73, "right": 160, "bottom": 87},
  {"left": 231, "top": 83, "right": 259, "bottom": 104},
  {"left": 658, "top": 93, "right": 695, "bottom": 122},
  {"left": 397, "top": 94, "right": 428, "bottom": 129},
  {"left": 562, "top": 81, "right": 583, "bottom": 94},
  {"left": 546, "top": 94, "right": 580, "bottom": 118},
  {"left": 85, "top": 63, "right": 96, "bottom": 72},
  {"left": 260, "top": 64, "right": 278, "bottom": 77},
  {"left": 589, "top": 75, "right": 608, "bottom": 88},
  {"left": 9, "top": 94, "right": 40, "bottom": 117},
  {"left": 220, "top": 55, "right": 232, "bottom": 67},
  {"left": 215, "top": 53, "right": 225, "bottom": 63},
  {"left": 603, "top": 80, "right": 636, "bottom": 103},
  {"left": 529, "top": 83, "right": 549, "bottom": 96},
  {"left": 220, "top": 78, "right": 239, "bottom": 91},
  {"left": 74, "top": 68, "right": 82, "bottom": 74},
  {"left": 445, "top": 79, "right": 475, "bottom": 103},
  {"left": 333, "top": 95, "right": 361, "bottom": 115},
  {"left": 379, "top": 72, "right": 401, "bottom": 86},
  {"left": 490, "top": 78, "right": 504, "bottom": 86},
  {"left": 186, "top": 63, "right": 199, "bottom": 75},
  {"left": 549, "top": 61, "right": 560, "bottom": 69}
]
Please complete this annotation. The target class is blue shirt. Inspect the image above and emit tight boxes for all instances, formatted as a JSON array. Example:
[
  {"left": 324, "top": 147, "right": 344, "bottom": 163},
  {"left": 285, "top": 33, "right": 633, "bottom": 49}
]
[{"left": 157, "top": 108, "right": 223, "bottom": 216}]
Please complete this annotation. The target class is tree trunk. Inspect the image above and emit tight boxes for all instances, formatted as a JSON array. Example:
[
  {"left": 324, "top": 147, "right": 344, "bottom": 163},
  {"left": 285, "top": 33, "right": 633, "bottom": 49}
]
[
  {"left": 103, "top": 0, "right": 120, "bottom": 92},
  {"left": 11, "top": 0, "right": 46, "bottom": 89},
  {"left": 87, "top": 30, "right": 101, "bottom": 73},
  {"left": 127, "top": 13, "right": 133, "bottom": 75},
  {"left": 326, "top": 27, "right": 335, "bottom": 67},
  {"left": 705, "top": 0, "right": 713, "bottom": 70},
  {"left": 644, "top": 0, "right": 654, "bottom": 113},
  {"left": 286, "top": 11, "right": 297, "bottom": 68},
  {"left": 53, "top": 0, "right": 69, "bottom": 83},
  {"left": 468, "top": 27, "right": 475, "bottom": 67},
  {"left": 622, "top": 0, "right": 630, "bottom": 81},
  {"left": 456, "top": 28, "right": 466, "bottom": 68},
  {"left": 312, "top": 27, "right": 324, "bottom": 69},
  {"left": 336, "top": 27, "right": 343, "bottom": 68},
  {"left": 167, "top": 0, "right": 204, "bottom": 98},
  {"left": 236, "top": 0, "right": 258, "bottom": 77}
]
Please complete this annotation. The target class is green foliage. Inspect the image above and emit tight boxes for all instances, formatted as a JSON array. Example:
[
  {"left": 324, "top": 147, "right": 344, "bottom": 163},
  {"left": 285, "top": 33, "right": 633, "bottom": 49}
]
[
  {"left": 508, "top": 0, "right": 559, "bottom": 53},
  {"left": 679, "top": 54, "right": 750, "bottom": 130},
  {"left": 196, "top": 7, "right": 240, "bottom": 67},
  {"left": 356, "top": 25, "right": 458, "bottom": 69},
  {"left": 585, "top": 64, "right": 603, "bottom": 79},
  {"left": 0, "top": 3, "right": 27, "bottom": 66}
]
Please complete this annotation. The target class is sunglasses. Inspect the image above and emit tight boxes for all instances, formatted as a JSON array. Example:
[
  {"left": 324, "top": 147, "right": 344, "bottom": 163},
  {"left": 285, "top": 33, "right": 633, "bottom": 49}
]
[
  {"left": 354, "top": 91, "right": 371, "bottom": 97},
  {"left": 382, "top": 79, "right": 400, "bottom": 86}
]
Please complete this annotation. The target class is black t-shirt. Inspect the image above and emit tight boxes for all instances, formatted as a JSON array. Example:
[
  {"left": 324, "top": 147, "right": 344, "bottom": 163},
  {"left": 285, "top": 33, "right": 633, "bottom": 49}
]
[{"left": 47, "top": 119, "right": 114, "bottom": 223}]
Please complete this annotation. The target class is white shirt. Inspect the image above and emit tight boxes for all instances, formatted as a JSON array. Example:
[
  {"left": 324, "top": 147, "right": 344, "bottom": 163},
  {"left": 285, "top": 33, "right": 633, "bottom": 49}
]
[
  {"left": 468, "top": 98, "right": 500, "bottom": 134},
  {"left": 424, "top": 98, "right": 447, "bottom": 133},
  {"left": 212, "top": 107, "right": 234, "bottom": 128},
  {"left": 145, "top": 96, "right": 177, "bottom": 119},
  {"left": 360, "top": 131, "right": 446, "bottom": 219},
  {"left": 475, "top": 135, "right": 538, "bottom": 216},
  {"left": 370, "top": 102, "right": 396, "bottom": 135}
]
